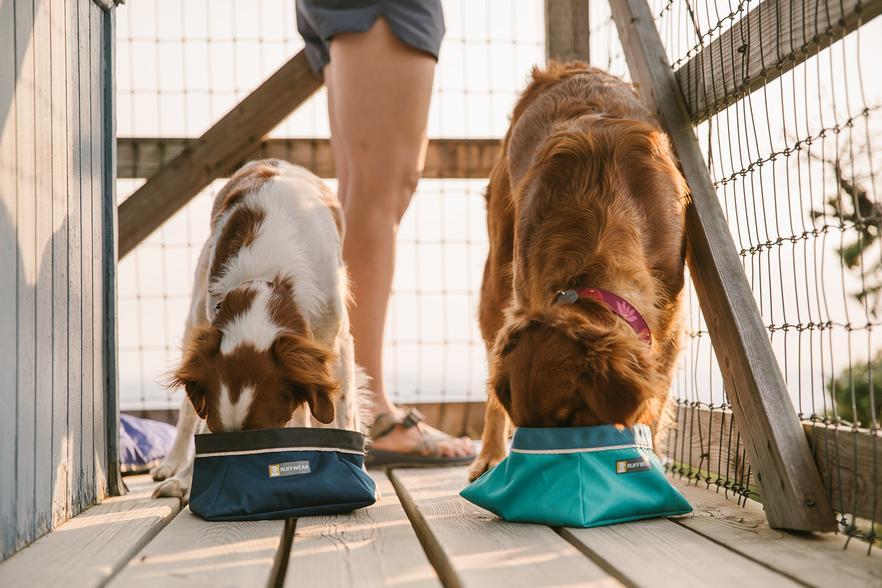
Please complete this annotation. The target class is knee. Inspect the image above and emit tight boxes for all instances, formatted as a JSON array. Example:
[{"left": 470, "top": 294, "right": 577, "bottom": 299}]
[{"left": 343, "top": 166, "right": 421, "bottom": 222}]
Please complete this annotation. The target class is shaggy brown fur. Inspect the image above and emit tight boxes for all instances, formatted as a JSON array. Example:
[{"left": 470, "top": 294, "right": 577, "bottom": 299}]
[{"left": 469, "top": 62, "right": 689, "bottom": 480}]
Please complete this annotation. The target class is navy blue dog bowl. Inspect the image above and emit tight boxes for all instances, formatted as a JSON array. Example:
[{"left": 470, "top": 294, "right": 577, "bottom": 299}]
[{"left": 189, "top": 427, "right": 376, "bottom": 521}]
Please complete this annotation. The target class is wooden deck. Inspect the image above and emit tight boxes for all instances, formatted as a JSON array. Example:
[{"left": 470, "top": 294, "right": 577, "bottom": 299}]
[{"left": 1, "top": 467, "right": 879, "bottom": 588}]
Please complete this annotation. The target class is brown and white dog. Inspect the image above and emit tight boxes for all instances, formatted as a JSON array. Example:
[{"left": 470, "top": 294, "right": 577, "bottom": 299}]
[
  {"left": 469, "top": 62, "right": 689, "bottom": 481},
  {"left": 152, "top": 159, "right": 365, "bottom": 499}
]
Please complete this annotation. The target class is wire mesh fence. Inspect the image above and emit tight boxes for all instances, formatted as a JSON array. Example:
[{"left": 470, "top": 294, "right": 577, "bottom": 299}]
[
  {"left": 647, "top": 0, "right": 880, "bottom": 546},
  {"left": 115, "top": 0, "right": 544, "bottom": 411}
]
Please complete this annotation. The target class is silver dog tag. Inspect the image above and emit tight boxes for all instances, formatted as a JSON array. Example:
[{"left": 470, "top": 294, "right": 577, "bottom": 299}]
[{"left": 555, "top": 290, "right": 579, "bottom": 304}]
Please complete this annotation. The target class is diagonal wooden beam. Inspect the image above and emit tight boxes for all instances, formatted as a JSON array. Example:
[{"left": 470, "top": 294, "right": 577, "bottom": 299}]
[
  {"left": 675, "top": 0, "right": 882, "bottom": 123},
  {"left": 117, "top": 50, "right": 321, "bottom": 258},
  {"left": 611, "top": 0, "right": 835, "bottom": 531}
]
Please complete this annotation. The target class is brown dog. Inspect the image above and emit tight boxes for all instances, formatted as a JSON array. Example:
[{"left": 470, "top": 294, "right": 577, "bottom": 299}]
[{"left": 469, "top": 62, "right": 689, "bottom": 481}]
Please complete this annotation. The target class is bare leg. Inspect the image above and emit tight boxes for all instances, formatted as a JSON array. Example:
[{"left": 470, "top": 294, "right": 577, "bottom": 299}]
[{"left": 326, "top": 18, "right": 472, "bottom": 457}]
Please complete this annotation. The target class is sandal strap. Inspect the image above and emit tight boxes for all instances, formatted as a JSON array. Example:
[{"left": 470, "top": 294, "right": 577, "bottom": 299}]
[{"left": 370, "top": 408, "right": 426, "bottom": 440}]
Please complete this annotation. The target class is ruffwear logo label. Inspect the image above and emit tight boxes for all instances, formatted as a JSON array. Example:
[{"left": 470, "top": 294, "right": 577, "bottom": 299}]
[
  {"left": 615, "top": 457, "right": 651, "bottom": 474},
  {"left": 268, "top": 460, "right": 311, "bottom": 477}
]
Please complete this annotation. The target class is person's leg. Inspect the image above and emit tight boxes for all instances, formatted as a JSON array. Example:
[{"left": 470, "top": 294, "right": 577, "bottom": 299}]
[{"left": 325, "top": 17, "right": 472, "bottom": 457}]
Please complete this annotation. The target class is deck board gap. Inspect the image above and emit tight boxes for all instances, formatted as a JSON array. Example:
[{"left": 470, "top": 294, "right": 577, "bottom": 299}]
[{"left": 267, "top": 518, "right": 296, "bottom": 588}]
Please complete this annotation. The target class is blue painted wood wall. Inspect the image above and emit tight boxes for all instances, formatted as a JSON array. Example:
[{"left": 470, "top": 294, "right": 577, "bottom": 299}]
[{"left": 0, "top": 0, "right": 120, "bottom": 561}]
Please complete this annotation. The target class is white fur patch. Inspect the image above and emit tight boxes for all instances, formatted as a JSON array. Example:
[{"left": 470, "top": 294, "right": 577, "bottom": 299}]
[
  {"left": 208, "top": 166, "right": 341, "bottom": 326},
  {"left": 219, "top": 286, "right": 280, "bottom": 355},
  {"left": 217, "top": 384, "right": 256, "bottom": 431}
]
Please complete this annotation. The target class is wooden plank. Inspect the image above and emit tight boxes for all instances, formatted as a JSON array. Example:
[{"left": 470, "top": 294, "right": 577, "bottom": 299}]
[
  {"left": 15, "top": 0, "right": 38, "bottom": 553},
  {"left": 667, "top": 404, "right": 751, "bottom": 492},
  {"left": 286, "top": 471, "right": 440, "bottom": 588},
  {"left": 389, "top": 467, "right": 621, "bottom": 588},
  {"left": 544, "top": 0, "right": 590, "bottom": 63},
  {"left": 115, "top": 137, "right": 500, "bottom": 180},
  {"left": 561, "top": 518, "right": 798, "bottom": 587},
  {"left": 110, "top": 507, "right": 286, "bottom": 588},
  {"left": 67, "top": 0, "right": 85, "bottom": 519},
  {"left": 670, "top": 403, "right": 882, "bottom": 521},
  {"left": 610, "top": 0, "right": 835, "bottom": 532},
  {"left": 116, "top": 50, "right": 322, "bottom": 258},
  {"left": 89, "top": 0, "right": 106, "bottom": 501},
  {"left": 803, "top": 422, "right": 881, "bottom": 523},
  {"left": 102, "top": 2, "right": 124, "bottom": 498},
  {"left": 671, "top": 477, "right": 882, "bottom": 586},
  {"left": 77, "top": 0, "right": 95, "bottom": 510},
  {"left": 49, "top": 0, "right": 71, "bottom": 530},
  {"left": 33, "top": 0, "right": 55, "bottom": 540},
  {"left": 0, "top": 0, "right": 18, "bottom": 563},
  {"left": 677, "top": 0, "right": 882, "bottom": 122},
  {"left": 0, "top": 475, "right": 180, "bottom": 587}
]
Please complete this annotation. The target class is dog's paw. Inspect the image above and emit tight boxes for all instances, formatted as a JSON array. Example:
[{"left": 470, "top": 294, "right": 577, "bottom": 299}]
[
  {"left": 152, "top": 477, "right": 190, "bottom": 503},
  {"left": 150, "top": 459, "right": 181, "bottom": 481},
  {"left": 468, "top": 451, "right": 506, "bottom": 482}
]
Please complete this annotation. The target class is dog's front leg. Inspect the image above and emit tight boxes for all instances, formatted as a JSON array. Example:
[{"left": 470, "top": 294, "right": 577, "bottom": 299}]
[
  {"left": 153, "top": 416, "right": 204, "bottom": 501},
  {"left": 151, "top": 396, "right": 199, "bottom": 481},
  {"left": 152, "top": 453, "right": 195, "bottom": 502},
  {"left": 468, "top": 395, "right": 510, "bottom": 481}
]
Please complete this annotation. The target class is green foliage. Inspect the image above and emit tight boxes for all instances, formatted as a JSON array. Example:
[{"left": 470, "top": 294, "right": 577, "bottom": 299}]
[
  {"left": 810, "top": 161, "right": 882, "bottom": 317},
  {"left": 828, "top": 352, "right": 882, "bottom": 426},
  {"left": 811, "top": 159, "right": 881, "bottom": 424}
]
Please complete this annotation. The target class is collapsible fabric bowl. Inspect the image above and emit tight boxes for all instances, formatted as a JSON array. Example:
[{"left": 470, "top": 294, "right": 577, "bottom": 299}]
[
  {"left": 190, "top": 427, "right": 376, "bottom": 521},
  {"left": 460, "top": 424, "right": 691, "bottom": 527}
]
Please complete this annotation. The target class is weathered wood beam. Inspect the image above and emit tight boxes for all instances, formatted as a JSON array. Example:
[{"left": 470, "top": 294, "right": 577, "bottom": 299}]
[
  {"left": 117, "top": 138, "right": 500, "bottom": 181},
  {"left": 668, "top": 404, "right": 751, "bottom": 491},
  {"left": 611, "top": 0, "right": 835, "bottom": 531},
  {"left": 676, "top": 0, "right": 882, "bottom": 122},
  {"left": 806, "top": 418, "right": 882, "bottom": 523},
  {"left": 544, "top": 0, "right": 590, "bottom": 62},
  {"left": 117, "top": 50, "right": 321, "bottom": 259},
  {"left": 673, "top": 404, "right": 882, "bottom": 522}
]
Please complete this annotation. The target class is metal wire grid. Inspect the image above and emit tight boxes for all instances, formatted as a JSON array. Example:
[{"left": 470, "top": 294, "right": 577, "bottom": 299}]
[
  {"left": 651, "top": 0, "right": 880, "bottom": 544},
  {"left": 115, "top": 0, "right": 544, "bottom": 411}
]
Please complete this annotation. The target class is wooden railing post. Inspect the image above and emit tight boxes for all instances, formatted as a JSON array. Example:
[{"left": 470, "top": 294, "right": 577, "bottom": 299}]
[
  {"left": 610, "top": 0, "right": 835, "bottom": 532},
  {"left": 545, "top": 0, "right": 590, "bottom": 62}
]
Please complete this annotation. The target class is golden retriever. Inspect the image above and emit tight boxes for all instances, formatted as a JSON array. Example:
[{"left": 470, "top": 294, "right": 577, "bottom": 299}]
[{"left": 469, "top": 62, "right": 689, "bottom": 480}]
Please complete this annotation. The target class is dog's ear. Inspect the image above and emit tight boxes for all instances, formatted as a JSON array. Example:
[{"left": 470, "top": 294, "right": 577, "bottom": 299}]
[
  {"left": 578, "top": 326, "right": 658, "bottom": 426},
  {"left": 489, "top": 310, "right": 541, "bottom": 415},
  {"left": 489, "top": 365, "right": 512, "bottom": 415},
  {"left": 494, "top": 309, "right": 541, "bottom": 356},
  {"left": 170, "top": 325, "right": 221, "bottom": 420},
  {"left": 273, "top": 334, "right": 340, "bottom": 424}
]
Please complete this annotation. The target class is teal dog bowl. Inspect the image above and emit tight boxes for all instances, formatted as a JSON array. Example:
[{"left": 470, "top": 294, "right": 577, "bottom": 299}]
[{"left": 460, "top": 424, "right": 691, "bottom": 527}]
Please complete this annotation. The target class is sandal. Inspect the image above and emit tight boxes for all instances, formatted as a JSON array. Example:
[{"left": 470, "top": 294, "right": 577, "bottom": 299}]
[{"left": 365, "top": 408, "right": 476, "bottom": 468}]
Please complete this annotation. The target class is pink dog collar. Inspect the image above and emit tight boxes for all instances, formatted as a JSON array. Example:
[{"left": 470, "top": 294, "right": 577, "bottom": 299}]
[{"left": 554, "top": 288, "right": 652, "bottom": 345}]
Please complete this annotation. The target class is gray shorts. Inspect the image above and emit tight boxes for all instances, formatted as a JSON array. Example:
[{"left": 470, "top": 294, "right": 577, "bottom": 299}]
[{"left": 296, "top": 0, "right": 445, "bottom": 75}]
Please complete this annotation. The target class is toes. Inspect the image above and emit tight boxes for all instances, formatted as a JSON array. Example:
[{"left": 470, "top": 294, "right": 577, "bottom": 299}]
[
  {"left": 150, "top": 463, "right": 176, "bottom": 481},
  {"left": 467, "top": 451, "right": 504, "bottom": 481},
  {"left": 468, "top": 459, "right": 490, "bottom": 482},
  {"left": 153, "top": 478, "right": 188, "bottom": 499}
]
